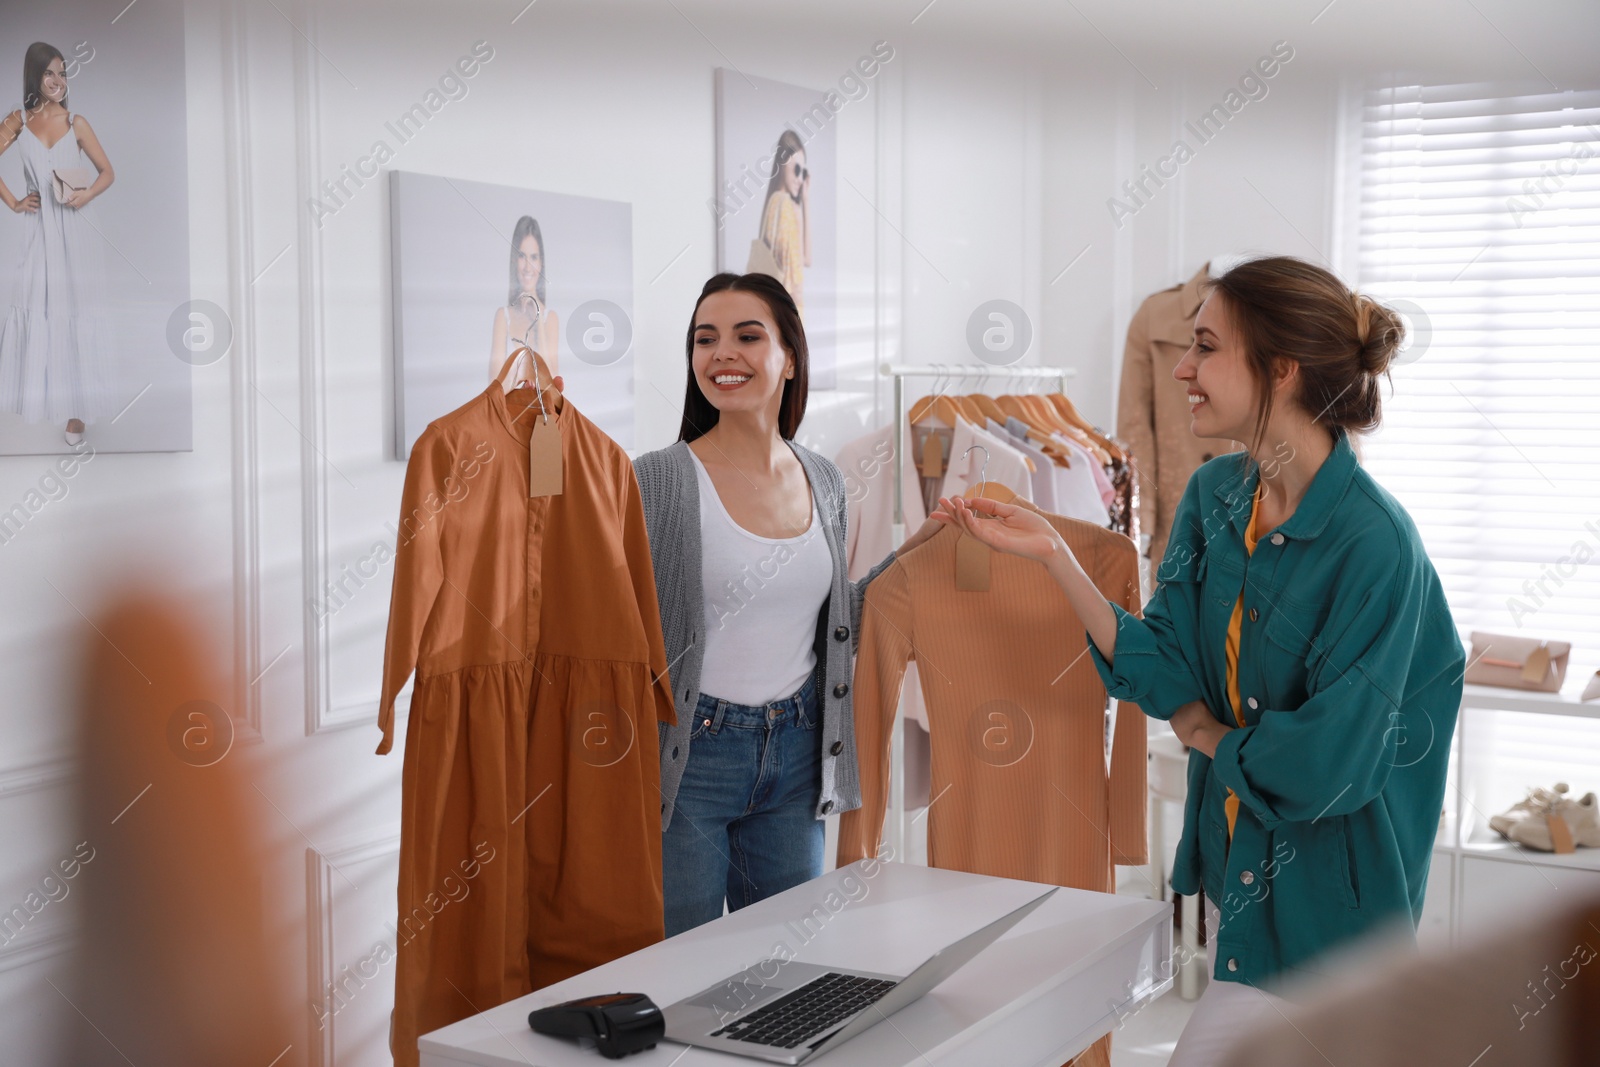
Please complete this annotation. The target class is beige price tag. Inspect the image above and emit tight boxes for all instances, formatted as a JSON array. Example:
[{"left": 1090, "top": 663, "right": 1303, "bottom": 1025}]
[
  {"left": 954, "top": 532, "right": 990, "bottom": 591},
  {"left": 921, "top": 434, "right": 944, "bottom": 479},
  {"left": 529, "top": 416, "right": 563, "bottom": 497}
]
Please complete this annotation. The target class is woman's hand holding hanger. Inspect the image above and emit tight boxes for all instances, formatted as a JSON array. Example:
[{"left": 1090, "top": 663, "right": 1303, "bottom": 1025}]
[
  {"left": 930, "top": 494, "right": 1120, "bottom": 664},
  {"left": 930, "top": 495, "right": 1071, "bottom": 566}
]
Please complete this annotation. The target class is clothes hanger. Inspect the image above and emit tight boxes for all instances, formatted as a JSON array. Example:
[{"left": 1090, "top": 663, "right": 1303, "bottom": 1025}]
[
  {"left": 501, "top": 345, "right": 562, "bottom": 415},
  {"left": 1045, "top": 391, "right": 1123, "bottom": 462},
  {"left": 908, "top": 363, "right": 962, "bottom": 428},
  {"left": 502, "top": 314, "right": 543, "bottom": 392},
  {"left": 959, "top": 444, "right": 1017, "bottom": 503}
]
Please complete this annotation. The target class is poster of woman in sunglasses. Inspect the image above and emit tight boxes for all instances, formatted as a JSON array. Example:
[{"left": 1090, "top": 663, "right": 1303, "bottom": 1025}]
[
  {"left": 713, "top": 68, "right": 837, "bottom": 389},
  {"left": 758, "top": 130, "right": 810, "bottom": 316}
]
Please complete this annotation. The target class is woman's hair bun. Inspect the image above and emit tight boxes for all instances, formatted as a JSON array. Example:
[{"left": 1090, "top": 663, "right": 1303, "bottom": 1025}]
[{"left": 1353, "top": 295, "right": 1405, "bottom": 376}]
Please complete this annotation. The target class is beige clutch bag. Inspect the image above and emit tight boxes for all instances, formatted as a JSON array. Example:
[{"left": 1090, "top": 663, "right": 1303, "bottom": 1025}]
[
  {"left": 51, "top": 167, "right": 93, "bottom": 204},
  {"left": 1465, "top": 632, "right": 1571, "bottom": 692},
  {"left": 746, "top": 237, "right": 782, "bottom": 280}
]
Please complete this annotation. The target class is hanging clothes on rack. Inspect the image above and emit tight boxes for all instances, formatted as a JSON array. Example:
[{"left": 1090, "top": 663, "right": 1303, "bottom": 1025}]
[
  {"left": 908, "top": 416, "right": 1033, "bottom": 518},
  {"left": 992, "top": 416, "right": 1110, "bottom": 526},
  {"left": 837, "top": 504, "right": 1147, "bottom": 877},
  {"left": 836, "top": 415, "right": 1035, "bottom": 811},
  {"left": 1117, "top": 264, "right": 1227, "bottom": 563},
  {"left": 838, "top": 503, "right": 1147, "bottom": 1067},
  {"left": 377, "top": 351, "right": 674, "bottom": 1067}
]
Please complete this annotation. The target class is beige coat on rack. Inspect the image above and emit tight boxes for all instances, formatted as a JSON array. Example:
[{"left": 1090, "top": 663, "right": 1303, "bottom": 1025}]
[{"left": 1116, "top": 264, "right": 1241, "bottom": 565}]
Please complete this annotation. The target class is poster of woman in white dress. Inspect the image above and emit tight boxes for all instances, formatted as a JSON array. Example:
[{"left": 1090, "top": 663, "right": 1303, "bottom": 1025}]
[
  {"left": 0, "top": 42, "right": 114, "bottom": 446},
  {"left": 487, "top": 215, "right": 561, "bottom": 383},
  {"left": 390, "top": 170, "right": 634, "bottom": 457},
  {"left": 0, "top": 4, "right": 193, "bottom": 455}
]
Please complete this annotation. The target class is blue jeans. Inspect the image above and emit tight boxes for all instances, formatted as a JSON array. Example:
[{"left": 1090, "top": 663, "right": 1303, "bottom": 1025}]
[{"left": 662, "top": 676, "right": 824, "bottom": 937}]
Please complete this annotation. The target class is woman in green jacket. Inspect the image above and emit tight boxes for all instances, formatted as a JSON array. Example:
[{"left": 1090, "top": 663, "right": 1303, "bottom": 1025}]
[{"left": 936, "top": 256, "right": 1464, "bottom": 1066}]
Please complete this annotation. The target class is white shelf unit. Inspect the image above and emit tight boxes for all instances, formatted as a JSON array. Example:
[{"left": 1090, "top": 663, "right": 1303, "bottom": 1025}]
[{"left": 1425, "top": 682, "right": 1600, "bottom": 948}]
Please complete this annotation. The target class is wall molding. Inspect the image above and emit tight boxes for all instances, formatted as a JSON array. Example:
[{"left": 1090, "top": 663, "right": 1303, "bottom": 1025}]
[
  {"left": 0, "top": 756, "right": 74, "bottom": 801},
  {"left": 306, "top": 827, "right": 403, "bottom": 1067},
  {"left": 288, "top": 0, "right": 343, "bottom": 738},
  {"left": 223, "top": 0, "right": 265, "bottom": 746},
  {"left": 0, "top": 917, "right": 73, "bottom": 974}
]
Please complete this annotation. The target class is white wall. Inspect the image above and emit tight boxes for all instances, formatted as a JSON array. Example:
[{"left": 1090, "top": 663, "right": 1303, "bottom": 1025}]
[{"left": 1, "top": 0, "right": 1592, "bottom": 1063}]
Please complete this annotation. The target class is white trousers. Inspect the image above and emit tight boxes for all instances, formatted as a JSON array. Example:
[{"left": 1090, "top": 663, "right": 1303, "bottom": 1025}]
[{"left": 1166, "top": 903, "right": 1288, "bottom": 1067}]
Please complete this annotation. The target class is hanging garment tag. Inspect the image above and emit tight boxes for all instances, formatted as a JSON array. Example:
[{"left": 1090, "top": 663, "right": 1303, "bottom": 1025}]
[
  {"left": 954, "top": 532, "right": 991, "bottom": 591},
  {"left": 921, "top": 433, "right": 944, "bottom": 479},
  {"left": 1522, "top": 644, "right": 1551, "bottom": 684},
  {"left": 529, "top": 417, "right": 563, "bottom": 497},
  {"left": 1547, "top": 812, "right": 1576, "bottom": 854}
]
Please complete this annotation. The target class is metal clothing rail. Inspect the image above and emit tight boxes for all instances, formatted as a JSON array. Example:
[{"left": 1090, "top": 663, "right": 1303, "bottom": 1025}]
[{"left": 875, "top": 362, "right": 1078, "bottom": 863}]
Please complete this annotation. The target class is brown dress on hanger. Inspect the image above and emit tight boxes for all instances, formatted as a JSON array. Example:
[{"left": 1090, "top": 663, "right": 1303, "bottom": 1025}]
[
  {"left": 378, "top": 360, "right": 674, "bottom": 1067},
  {"left": 838, "top": 505, "right": 1148, "bottom": 1067}
]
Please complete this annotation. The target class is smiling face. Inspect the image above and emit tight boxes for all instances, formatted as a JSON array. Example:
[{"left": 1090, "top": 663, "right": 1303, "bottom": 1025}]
[
  {"left": 691, "top": 290, "right": 792, "bottom": 421},
  {"left": 40, "top": 56, "right": 66, "bottom": 105},
  {"left": 1173, "top": 292, "right": 1276, "bottom": 445},
  {"left": 782, "top": 149, "right": 806, "bottom": 198},
  {"left": 515, "top": 234, "right": 542, "bottom": 297}
]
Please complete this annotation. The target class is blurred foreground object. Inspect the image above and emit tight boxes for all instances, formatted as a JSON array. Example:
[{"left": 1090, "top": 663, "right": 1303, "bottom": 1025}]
[
  {"left": 1218, "top": 898, "right": 1600, "bottom": 1067},
  {"left": 65, "top": 590, "right": 293, "bottom": 1065}
]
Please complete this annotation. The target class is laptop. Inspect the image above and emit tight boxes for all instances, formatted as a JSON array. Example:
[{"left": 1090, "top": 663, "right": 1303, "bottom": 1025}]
[{"left": 661, "top": 886, "right": 1058, "bottom": 1064}]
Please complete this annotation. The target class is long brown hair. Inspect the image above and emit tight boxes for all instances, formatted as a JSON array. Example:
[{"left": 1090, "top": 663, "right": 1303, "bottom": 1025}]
[
  {"left": 678, "top": 273, "right": 809, "bottom": 443},
  {"left": 1203, "top": 256, "right": 1405, "bottom": 451},
  {"left": 23, "top": 42, "right": 65, "bottom": 112}
]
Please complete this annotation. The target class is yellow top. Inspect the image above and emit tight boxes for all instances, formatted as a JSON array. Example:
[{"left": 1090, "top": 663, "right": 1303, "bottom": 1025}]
[
  {"left": 759, "top": 191, "right": 805, "bottom": 316},
  {"left": 1223, "top": 482, "right": 1264, "bottom": 839}
]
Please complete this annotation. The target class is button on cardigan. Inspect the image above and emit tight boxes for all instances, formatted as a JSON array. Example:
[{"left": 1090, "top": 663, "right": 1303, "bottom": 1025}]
[
  {"left": 634, "top": 440, "right": 895, "bottom": 829},
  {"left": 1090, "top": 430, "right": 1465, "bottom": 989}
]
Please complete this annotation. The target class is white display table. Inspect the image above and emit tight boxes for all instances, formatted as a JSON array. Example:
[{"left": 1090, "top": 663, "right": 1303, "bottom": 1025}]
[{"left": 420, "top": 860, "right": 1173, "bottom": 1067}]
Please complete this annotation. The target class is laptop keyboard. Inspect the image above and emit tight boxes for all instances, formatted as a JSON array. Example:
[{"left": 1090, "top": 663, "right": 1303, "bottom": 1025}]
[{"left": 709, "top": 972, "right": 897, "bottom": 1049}]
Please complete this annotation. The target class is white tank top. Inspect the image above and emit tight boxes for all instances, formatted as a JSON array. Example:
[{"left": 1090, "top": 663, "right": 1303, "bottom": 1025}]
[{"left": 690, "top": 447, "right": 833, "bottom": 707}]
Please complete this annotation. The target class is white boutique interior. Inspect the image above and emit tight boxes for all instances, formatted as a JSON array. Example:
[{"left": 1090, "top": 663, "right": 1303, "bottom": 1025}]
[{"left": 1, "top": 0, "right": 1597, "bottom": 1065}]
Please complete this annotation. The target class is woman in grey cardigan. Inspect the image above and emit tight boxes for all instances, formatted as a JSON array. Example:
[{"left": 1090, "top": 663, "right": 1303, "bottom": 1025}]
[{"left": 634, "top": 273, "right": 937, "bottom": 936}]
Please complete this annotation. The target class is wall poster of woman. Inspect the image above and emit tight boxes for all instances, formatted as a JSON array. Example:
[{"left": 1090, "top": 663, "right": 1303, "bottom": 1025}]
[
  {"left": 0, "top": 4, "right": 193, "bottom": 456},
  {"left": 0, "top": 42, "right": 115, "bottom": 446},
  {"left": 714, "top": 70, "right": 837, "bottom": 390},
  {"left": 757, "top": 129, "right": 810, "bottom": 318},
  {"left": 390, "top": 170, "right": 634, "bottom": 458},
  {"left": 487, "top": 215, "right": 561, "bottom": 383}
]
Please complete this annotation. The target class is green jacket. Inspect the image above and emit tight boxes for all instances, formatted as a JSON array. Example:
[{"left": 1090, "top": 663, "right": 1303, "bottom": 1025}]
[{"left": 1091, "top": 430, "right": 1463, "bottom": 988}]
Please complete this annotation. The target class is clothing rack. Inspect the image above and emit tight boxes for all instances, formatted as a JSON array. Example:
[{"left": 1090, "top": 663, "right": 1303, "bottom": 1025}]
[
  {"left": 876, "top": 362, "right": 1078, "bottom": 863},
  {"left": 881, "top": 363, "right": 1078, "bottom": 548}
]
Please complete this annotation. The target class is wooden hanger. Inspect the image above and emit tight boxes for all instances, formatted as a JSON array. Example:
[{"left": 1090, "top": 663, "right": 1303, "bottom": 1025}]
[
  {"left": 965, "top": 393, "right": 1009, "bottom": 426},
  {"left": 909, "top": 392, "right": 963, "bottom": 428},
  {"left": 1047, "top": 392, "right": 1124, "bottom": 462}
]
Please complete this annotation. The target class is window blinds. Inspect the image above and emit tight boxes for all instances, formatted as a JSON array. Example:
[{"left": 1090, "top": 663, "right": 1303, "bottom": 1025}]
[{"left": 1356, "top": 81, "right": 1600, "bottom": 684}]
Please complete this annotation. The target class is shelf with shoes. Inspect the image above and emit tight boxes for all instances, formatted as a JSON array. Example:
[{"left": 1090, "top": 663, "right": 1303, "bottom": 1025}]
[{"left": 1423, "top": 683, "right": 1600, "bottom": 946}]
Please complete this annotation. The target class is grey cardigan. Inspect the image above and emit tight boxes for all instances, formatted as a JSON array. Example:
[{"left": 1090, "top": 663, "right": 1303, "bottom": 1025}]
[{"left": 633, "top": 440, "right": 895, "bottom": 829}]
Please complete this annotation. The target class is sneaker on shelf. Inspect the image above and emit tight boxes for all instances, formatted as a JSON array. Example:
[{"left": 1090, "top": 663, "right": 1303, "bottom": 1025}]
[
  {"left": 1507, "top": 792, "right": 1600, "bottom": 852},
  {"left": 1488, "top": 782, "right": 1569, "bottom": 838},
  {"left": 64, "top": 418, "right": 85, "bottom": 447}
]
